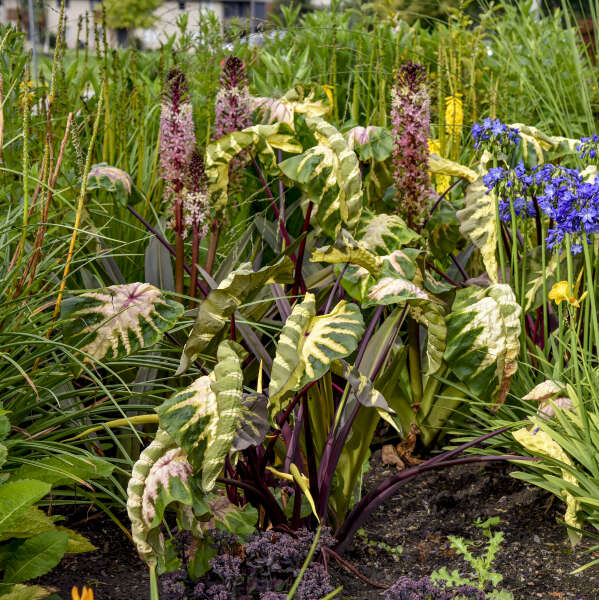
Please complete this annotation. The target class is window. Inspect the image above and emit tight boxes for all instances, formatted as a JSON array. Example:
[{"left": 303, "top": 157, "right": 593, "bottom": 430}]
[
  {"left": 224, "top": 2, "right": 249, "bottom": 20},
  {"left": 178, "top": 1, "right": 185, "bottom": 9},
  {"left": 254, "top": 2, "right": 265, "bottom": 20}
]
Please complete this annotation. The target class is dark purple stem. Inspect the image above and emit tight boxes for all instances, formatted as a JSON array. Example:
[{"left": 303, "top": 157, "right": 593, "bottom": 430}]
[
  {"left": 334, "top": 454, "right": 538, "bottom": 553},
  {"left": 450, "top": 253, "right": 469, "bottom": 282},
  {"left": 291, "top": 202, "right": 312, "bottom": 297},
  {"left": 422, "top": 177, "right": 464, "bottom": 228},
  {"left": 324, "top": 263, "right": 348, "bottom": 314}
]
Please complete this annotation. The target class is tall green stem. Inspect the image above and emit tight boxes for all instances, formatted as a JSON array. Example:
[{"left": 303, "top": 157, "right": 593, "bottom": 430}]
[{"left": 582, "top": 237, "right": 599, "bottom": 355}]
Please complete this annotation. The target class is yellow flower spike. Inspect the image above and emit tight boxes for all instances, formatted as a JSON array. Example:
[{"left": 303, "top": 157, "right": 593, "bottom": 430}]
[
  {"left": 321, "top": 85, "right": 334, "bottom": 114},
  {"left": 444, "top": 93, "right": 463, "bottom": 139}
]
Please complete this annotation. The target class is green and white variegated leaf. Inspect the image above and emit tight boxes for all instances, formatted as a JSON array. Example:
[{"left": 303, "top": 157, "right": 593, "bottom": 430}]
[
  {"left": 444, "top": 284, "right": 521, "bottom": 404},
  {"left": 160, "top": 341, "right": 246, "bottom": 492},
  {"left": 409, "top": 300, "right": 447, "bottom": 375},
  {"left": 268, "top": 294, "right": 364, "bottom": 421},
  {"left": 356, "top": 212, "right": 420, "bottom": 254},
  {"left": 311, "top": 229, "right": 382, "bottom": 276},
  {"left": 510, "top": 123, "right": 580, "bottom": 163},
  {"left": 429, "top": 153, "right": 477, "bottom": 183},
  {"left": 177, "top": 257, "right": 294, "bottom": 374},
  {"left": 524, "top": 247, "right": 559, "bottom": 312},
  {"left": 207, "top": 123, "right": 302, "bottom": 215},
  {"left": 342, "top": 248, "right": 420, "bottom": 304},
  {"left": 251, "top": 83, "right": 330, "bottom": 127},
  {"left": 157, "top": 375, "right": 217, "bottom": 472},
  {"left": 279, "top": 117, "right": 362, "bottom": 238},
  {"left": 365, "top": 156, "right": 394, "bottom": 205},
  {"left": 456, "top": 150, "right": 498, "bottom": 283},
  {"left": 127, "top": 429, "right": 192, "bottom": 567},
  {"left": 62, "top": 283, "right": 183, "bottom": 362},
  {"left": 345, "top": 126, "right": 393, "bottom": 162},
  {"left": 203, "top": 340, "right": 245, "bottom": 491}
]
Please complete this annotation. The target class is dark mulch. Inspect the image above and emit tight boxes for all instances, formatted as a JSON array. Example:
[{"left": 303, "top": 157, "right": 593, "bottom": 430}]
[
  {"left": 331, "top": 454, "right": 599, "bottom": 600},
  {"left": 42, "top": 459, "right": 599, "bottom": 599},
  {"left": 35, "top": 508, "right": 147, "bottom": 600}
]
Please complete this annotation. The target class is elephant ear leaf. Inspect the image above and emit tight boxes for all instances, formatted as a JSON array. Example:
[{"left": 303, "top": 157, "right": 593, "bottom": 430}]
[
  {"left": 428, "top": 153, "right": 477, "bottom": 183},
  {"left": 456, "top": 150, "right": 498, "bottom": 283},
  {"left": 444, "top": 284, "right": 521, "bottom": 405},
  {"left": 62, "top": 283, "right": 183, "bottom": 362},
  {"left": 207, "top": 122, "right": 302, "bottom": 214},
  {"left": 356, "top": 212, "right": 420, "bottom": 254},
  {"left": 127, "top": 430, "right": 193, "bottom": 567},
  {"left": 159, "top": 341, "right": 247, "bottom": 492},
  {"left": 279, "top": 117, "right": 362, "bottom": 237},
  {"left": 177, "top": 257, "right": 294, "bottom": 374},
  {"left": 268, "top": 294, "right": 364, "bottom": 422},
  {"left": 409, "top": 300, "right": 447, "bottom": 376},
  {"left": 311, "top": 229, "right": 382, "bottom": 276}
]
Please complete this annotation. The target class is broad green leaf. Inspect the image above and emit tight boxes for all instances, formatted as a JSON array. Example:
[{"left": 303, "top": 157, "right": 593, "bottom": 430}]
[
  {"left": 268, "top": 294, "right": 364, "bottom": 421},
  {"left": 0, "top": 444, "right": 6, "bottom": 471},
  {"left": 409, "top": 301, "right": 447, "bottom": 376},
  {"left": 0, "top": 584, "right": 53, "bottom": 600},
  {"left": 158, "top": 375, "right": 217, "bottom": 472},
  {"left": 311, "top": 229, "right": 382, "bottom": 276},
  {"left": 62, "top": 283, "right": 183, "bottom": 363},
  {"left": 3, "top": 530, "right": 68, "bottom": 583},
  {"left": 0, "top": 480, "right": 51, "bottom": 534},
  {"left": 429, "top": 153, "right": 477, "bottom": 183},
  {"left": 207, "top": 123, "right": 302, "bottom": 215},
  {"left": 356, "top": 212, "right": 420, "bottom": 254},
  {"left": 203, "top": 340, "right": 245, "bottom": 491},
  {"left": 177, "top": 257, "right": 294, "bottom": 374},
  {"left": 0, "top": 508, "right": 55, "bottom": 542},
  {"left": 444, "top": 284, "right": 521, "bottom": 404},
  {"left": 56, "top": 527, "right": 97, "bottom": 554},
  {"left": 160, "top": 341, "right": 246, "bottom": 492},
  {"left": 10, "top": 455, "right": 113, "bottom": 487},
  {"left": 279, "top": 117, "right": 362, "bottom": 238},
  {"left": 127, "top": 429, "right": 189, "bottom": 567},
  {"left": 456, "top": 150, "right": 498, "bottom": 283},
  {"left": 345, "top": 126, "right": 393, "bottom": 162},
  {"left": 0, "top": 411, "right": 9, "bottom": 442}
]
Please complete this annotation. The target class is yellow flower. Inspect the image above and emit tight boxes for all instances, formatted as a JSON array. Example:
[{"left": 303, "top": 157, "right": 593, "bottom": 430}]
[
  {"left": 427, "top": 138, "right": 450, "bottom": 195},
  {"left": 72, "top": 586, "right": 94, "bottom": 600},
  {"left": 321, "top": 85, "right": 334, "bottom": 114},
  {"left": 444, "top": 94, "right": 463, "bottom": 139},
  {"left": 548, "top": 281, "right": 581, "bottom": 307}
]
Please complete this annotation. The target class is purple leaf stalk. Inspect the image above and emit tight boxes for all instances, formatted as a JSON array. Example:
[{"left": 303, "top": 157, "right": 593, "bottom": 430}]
[
  {"left": 184, "top": 149, "right": 210, "bottom": 302},
  {"left": 160, "top": 68, "right": 196, "bottom": 294},
  {"left": 391, "top": 62, "right": 433, "bottom": 230}
]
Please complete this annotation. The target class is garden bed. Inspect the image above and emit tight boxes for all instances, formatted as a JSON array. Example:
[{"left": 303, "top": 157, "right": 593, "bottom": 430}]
[{"left": 40, "top": 461, "right": 595, "bottom": 599}]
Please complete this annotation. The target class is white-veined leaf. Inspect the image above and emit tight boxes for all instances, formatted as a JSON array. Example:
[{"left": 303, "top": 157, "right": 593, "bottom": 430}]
[{"left": 62, "top": 283, "right": 183, "bottom": 363}]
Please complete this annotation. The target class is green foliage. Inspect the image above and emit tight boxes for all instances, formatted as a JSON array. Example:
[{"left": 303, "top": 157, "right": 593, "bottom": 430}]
[{"left": 104, "top": 0, "right": 164, "bottom": 30}]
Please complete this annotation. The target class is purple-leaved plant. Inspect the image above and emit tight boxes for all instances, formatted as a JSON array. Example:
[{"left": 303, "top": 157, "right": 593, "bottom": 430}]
[
  {"left": 391, "top": 61, "right": 433, "bottom": 230},
  {"left": 159, "top": 67, "right": 196, "bottom": 294},
  {"left": 385, "top": 576, "right": 486, "bottom": 600}
]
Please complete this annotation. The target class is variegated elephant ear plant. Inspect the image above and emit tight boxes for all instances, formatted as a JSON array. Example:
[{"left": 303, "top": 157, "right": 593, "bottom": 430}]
[{"left": 74, "top": 67, "right": 535, "bottom": 598}]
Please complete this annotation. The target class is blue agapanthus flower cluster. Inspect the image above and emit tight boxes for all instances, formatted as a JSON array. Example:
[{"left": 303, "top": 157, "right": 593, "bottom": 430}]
[
  {"left": 471, "top": 118, "right": 520, "bottom": 152},
  {"left": 577, "top": 134, "right": 599, "bottom": 161},
  {"left": 482, "top": 161, "right": 555, "bottom": 222},
  {"left": 536, "top": 166, "right": 599, "bottom": 253}
]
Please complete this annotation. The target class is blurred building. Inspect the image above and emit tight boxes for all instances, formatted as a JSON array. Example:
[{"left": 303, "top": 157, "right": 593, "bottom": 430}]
[{"left": 0, "top": 0, "right": 272, "bottom": 49}]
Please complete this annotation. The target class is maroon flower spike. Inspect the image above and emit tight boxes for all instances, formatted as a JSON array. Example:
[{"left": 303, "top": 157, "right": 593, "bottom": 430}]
[
  {"left": 159, "top": 68, "right": 196, "bottom": 235},
  {"left": 391, "top": 61, "right": 433, "bottom": 230},
  {"left": 213, "top": 55, "right": 252, "bottom": 140},
  {"left": 184, "top": 149, "right": 210, "bottom": 238}
]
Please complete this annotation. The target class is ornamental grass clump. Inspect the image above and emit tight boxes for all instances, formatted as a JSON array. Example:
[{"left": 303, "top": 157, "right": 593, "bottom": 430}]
[
  {"left": 391, "top": 61, "right": 433, "bottom": 230},
  {"left": 160, "top": 67, "right": 196, "bottom": 294}
]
